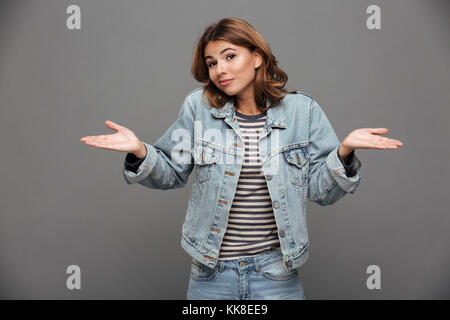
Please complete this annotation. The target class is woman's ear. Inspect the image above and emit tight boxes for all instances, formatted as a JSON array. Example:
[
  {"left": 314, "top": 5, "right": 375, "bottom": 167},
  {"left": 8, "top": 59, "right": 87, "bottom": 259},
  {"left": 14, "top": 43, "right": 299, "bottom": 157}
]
[{"left": 253, "top": 48, "right": 263, "bottom": 69}]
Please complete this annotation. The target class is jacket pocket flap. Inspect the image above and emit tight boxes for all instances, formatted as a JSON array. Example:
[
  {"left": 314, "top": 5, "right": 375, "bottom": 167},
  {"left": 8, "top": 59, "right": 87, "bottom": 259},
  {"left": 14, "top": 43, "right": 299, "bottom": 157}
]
[
  {"left": 283, "top": 147, "right": 309, "bottom": 168},
  {"left": 192, "top": 142, "right": 221, "bottom": 165}
]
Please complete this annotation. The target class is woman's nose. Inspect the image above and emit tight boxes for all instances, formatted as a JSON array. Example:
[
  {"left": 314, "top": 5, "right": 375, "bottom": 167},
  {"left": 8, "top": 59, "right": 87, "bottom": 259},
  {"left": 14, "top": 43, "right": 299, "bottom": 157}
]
[{"left": 216, "top": 60, "right": 226, "bottom": 74}]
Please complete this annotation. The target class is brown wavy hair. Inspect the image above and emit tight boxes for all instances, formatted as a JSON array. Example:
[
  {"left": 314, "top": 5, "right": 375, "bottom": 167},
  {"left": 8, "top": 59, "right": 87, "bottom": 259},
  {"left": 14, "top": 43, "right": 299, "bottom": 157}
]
[{"left": 191, "top": 17, "right": 297, "bottom": 111}]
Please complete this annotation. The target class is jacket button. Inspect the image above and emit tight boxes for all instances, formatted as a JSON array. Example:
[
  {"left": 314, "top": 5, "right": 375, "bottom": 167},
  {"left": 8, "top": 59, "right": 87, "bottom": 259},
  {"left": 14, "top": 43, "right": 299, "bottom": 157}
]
[
  {"left": 211, "top": 227, "right": 221, "bottom": 233},
  {"left": 286, "top": 261, "right": 293, "bottom": 268},
  {"left": 273, "top": 200, "right": 280, "bottom": 209},
  {"left": 280, "top": 231, "right": 285, "bottom": 237},
  {"left": 266, "top": 175, "right": 272, "bottom": 180}
]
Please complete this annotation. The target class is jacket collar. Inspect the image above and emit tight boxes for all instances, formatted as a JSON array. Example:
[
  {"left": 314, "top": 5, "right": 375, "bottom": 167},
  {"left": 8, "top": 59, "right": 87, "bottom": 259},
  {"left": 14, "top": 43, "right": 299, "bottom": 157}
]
[{"left": 209, "top": 98, "right": 287, "bottom": 128}]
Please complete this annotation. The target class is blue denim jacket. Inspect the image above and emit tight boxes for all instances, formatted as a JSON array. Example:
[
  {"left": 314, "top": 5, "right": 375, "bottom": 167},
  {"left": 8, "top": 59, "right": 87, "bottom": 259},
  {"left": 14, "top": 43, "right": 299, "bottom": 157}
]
[{"left": 123, "top": 87, "right": 362, "bottom": 271}]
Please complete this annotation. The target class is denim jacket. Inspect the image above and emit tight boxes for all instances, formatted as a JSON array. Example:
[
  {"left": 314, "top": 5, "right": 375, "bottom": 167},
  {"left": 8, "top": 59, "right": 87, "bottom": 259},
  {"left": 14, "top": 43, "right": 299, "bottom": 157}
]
[{"left": 122, "top": 87, "right": 362, "bottom": 271}]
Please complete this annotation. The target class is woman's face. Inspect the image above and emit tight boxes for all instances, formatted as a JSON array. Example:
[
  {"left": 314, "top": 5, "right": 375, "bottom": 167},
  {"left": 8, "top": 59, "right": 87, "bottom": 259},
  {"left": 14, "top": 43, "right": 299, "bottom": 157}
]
[{"left": 204, "top": 40, "right": 262, "bottom": 97}]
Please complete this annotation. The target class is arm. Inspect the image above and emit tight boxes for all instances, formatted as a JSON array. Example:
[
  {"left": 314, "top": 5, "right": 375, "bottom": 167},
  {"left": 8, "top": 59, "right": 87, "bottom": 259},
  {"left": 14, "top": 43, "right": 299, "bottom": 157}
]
[
  {"left": 307, "top": 99, "right": 362, "bottom": 206},
  {"left": 122, "top": 95, "right": 195, "bottom": 190}
]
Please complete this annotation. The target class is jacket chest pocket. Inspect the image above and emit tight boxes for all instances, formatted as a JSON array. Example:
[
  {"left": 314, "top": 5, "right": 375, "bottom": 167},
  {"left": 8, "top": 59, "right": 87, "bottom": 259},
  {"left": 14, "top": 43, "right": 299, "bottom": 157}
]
[
  {"left": 192, "top": 141, "right": 221, "bottom": 184},
  {"left": 283, "top": 146, "right": 310, "bottom": 187}
]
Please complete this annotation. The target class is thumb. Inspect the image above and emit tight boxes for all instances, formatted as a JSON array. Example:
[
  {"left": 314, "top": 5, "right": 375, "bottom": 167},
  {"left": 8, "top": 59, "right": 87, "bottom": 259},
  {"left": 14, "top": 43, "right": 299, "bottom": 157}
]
[
  {"left": 370, "top": 128, "right": 389, "bottom": 135},
  {"left": 105, "top": 120, "right": 120, "bottom": 132}
]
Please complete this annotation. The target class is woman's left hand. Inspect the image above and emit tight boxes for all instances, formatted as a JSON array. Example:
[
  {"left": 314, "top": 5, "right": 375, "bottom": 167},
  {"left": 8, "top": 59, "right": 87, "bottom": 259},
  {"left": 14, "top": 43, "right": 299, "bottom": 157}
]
[{"left": 339, "top": 128, "right": 404, "bottom": 158}]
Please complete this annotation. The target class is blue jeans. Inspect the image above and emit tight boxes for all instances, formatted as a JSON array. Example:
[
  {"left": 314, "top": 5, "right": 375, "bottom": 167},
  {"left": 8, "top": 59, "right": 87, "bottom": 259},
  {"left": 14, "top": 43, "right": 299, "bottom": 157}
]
[{"left": 186, "top": 249, "right": 306, "bottom": 300}]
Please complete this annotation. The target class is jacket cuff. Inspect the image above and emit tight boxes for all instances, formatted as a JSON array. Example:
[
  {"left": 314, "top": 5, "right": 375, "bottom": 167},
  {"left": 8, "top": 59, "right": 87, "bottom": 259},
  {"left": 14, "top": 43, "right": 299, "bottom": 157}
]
[
  {"left": 122, "top": 142, "right": 158, "bottom": 184},
  {"left": 326, "top": 146, "right": 362, "bottom": 194},
  {"left": 337, "top": 149, "right": 358, "bottom": 177},
  {"left": 124, "top": 153, "right": 146, "bottom": 173}
]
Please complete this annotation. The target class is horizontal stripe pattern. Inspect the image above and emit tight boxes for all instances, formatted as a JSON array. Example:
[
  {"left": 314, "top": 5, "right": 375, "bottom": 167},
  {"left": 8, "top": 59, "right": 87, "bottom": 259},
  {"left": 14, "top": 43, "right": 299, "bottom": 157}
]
[{"left": 219, "top": 110, "right": 280, "bottom": 260}]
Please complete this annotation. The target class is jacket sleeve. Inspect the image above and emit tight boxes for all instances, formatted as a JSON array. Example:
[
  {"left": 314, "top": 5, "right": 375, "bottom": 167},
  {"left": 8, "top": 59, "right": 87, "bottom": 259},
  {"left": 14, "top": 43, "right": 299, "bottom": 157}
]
[
  {"left": 337, "top": 149, "right": 359, "bottom": 177},
  {"left": 122, "top": 94, "right": 195, "bottom": 190},
  {"left": 307, "top": 99, "right": 362, "bottom": 206},
  {"left": 124, "top": 153, "right": 145, "bottom": 173}
]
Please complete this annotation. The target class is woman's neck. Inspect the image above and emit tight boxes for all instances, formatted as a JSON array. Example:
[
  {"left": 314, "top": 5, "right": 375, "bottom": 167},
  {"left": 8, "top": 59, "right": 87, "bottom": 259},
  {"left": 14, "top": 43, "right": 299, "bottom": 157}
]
[
  {"left": 234, "top": 99, "right": 263, "bottom": 115},
  {"left": 234, "top": 88, "right": 263, "bottom": 115},
  {"left": 235, "top": 106, "right": 263, "bottom": 116}
]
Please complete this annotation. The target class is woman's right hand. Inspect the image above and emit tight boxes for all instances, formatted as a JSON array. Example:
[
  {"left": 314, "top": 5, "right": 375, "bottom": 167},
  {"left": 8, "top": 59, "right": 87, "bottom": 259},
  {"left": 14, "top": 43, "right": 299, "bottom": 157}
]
[{"left": 80, "top": 120, "right": 146, "bottom": 158}]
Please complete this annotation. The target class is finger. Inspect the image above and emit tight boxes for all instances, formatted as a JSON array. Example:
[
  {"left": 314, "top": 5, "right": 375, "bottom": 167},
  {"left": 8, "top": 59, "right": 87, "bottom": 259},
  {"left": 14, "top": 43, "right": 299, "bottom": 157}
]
[
  {"left": 379, "top": 138, "right": 403, "bottom": 148},
  {"left": 92, "top": 135, "right": 110, "bottom": 143},
  {"left": 81, "top": 135, "right": 105, "bottom": 145},
  {"left": 376, "top": 142, "right": 401, "bottom": 150},
  {"left": 81, "top": 135, "right": 105, "bottom": 142},
  {"left": 381, "top": 137, "right": 403, "bottom": 144},
  {"left": 105, "top": 120, "right": 120, "bottom": 132},
  {"left": 82, "top": 138, "right": 111, "bottom": 149},
  {"left": 370, "top": 128, "right": 389, "bottom": 135},
  {"left": 384, "top": 138, "right": 403, "bottom": 146}
]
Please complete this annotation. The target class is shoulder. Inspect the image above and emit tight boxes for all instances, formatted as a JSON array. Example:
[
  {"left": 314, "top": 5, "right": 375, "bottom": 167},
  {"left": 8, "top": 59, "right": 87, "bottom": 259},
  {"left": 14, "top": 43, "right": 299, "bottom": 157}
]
[
  {"left": 281, "top": 90, "right": 315, "bottom": 114},
  {"left": 184, "top": 87, "right": 317, "bottom": 116},
  {"left": 295, "top": 90, "right": 314, "bottom": 105},
  {"left": 185, "top": 87, "right": 205, "bottom": 102},
  {"left": 184, "top": 87, "right": 207, "bottom": 110},
  {"left": 179, "top": 87, "right": 211, "bottom": 120}
]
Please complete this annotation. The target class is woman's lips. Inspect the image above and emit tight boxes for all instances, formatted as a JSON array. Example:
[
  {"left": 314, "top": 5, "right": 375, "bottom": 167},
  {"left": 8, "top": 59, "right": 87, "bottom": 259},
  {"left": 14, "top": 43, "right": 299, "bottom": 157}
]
[{"left": 219, "top": 79, "right": 233, "bottom": 86}]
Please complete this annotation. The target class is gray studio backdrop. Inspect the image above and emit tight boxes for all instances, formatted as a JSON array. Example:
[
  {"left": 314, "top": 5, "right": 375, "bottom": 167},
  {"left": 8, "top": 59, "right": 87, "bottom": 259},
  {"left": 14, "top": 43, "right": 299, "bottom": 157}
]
[{"left": 0, "top": 0, "right": 449, "bottom": 299}]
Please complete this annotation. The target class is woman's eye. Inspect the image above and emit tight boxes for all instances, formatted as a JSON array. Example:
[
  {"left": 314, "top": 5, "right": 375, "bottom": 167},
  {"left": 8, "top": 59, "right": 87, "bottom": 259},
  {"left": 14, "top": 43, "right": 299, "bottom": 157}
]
[{"left": 207, "top": 54, "right": 236, "bottom": 68}]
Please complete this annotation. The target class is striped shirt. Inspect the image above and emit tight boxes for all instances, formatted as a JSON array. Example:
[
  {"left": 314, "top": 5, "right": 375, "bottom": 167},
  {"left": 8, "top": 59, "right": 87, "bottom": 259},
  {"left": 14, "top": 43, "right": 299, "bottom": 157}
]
[{"left": 218, "top": 110, "right": 281, "bottom": 260}]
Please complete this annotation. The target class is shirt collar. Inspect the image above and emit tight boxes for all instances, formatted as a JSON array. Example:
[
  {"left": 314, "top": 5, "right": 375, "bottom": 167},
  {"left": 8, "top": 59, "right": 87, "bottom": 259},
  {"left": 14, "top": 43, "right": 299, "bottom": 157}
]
[{"left": 209, "top": 98, "right": 287, "bottom": 128}]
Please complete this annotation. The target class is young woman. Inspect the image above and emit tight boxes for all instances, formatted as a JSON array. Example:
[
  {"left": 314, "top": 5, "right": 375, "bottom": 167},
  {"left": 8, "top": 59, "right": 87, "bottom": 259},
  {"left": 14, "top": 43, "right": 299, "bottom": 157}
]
[{"left": 80, "top": 17, "right": 403, "bottom": 300}]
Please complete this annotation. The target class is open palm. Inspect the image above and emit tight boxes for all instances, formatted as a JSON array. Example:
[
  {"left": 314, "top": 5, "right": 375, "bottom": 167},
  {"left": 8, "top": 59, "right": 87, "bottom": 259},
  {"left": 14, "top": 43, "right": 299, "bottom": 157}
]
[
  {"left": 343, "top": 128, "right": 403, "bottom": 150},
  {"left": 80, "top": 120, "right": 142, "bottom": 154}
]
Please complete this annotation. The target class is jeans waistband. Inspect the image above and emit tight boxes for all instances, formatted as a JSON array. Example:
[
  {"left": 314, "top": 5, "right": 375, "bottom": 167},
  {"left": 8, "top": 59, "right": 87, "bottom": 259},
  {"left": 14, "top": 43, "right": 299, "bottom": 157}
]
[{"left": 215, "top": 249, "right": 283, "bottom": 272}]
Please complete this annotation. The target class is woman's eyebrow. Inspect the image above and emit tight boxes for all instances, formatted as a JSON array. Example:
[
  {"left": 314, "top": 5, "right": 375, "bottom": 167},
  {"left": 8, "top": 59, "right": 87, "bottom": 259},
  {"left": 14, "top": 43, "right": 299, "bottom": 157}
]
[{"left": 205, "top": 48, "right": 237, "bottom": 60}]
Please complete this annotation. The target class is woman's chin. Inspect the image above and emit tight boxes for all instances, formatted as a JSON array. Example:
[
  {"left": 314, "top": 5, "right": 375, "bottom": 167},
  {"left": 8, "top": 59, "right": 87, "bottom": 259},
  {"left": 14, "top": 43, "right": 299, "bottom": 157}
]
[{"left": 221, "top": 87, "right": 240, "bottom": 96}]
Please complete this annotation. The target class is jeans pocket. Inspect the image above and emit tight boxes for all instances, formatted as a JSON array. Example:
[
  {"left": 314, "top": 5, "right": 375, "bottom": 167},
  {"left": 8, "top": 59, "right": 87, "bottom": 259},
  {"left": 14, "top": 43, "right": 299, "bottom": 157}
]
[
  {"left": 260, "top": 260, "right": 298, "bottom": 281},
  {"left": 190, "top": 259, "right": 218, "bottom": 282}
]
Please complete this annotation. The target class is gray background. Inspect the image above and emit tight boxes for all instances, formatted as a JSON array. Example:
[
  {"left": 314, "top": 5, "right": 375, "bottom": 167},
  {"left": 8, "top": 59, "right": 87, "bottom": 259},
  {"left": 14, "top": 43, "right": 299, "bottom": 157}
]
[{"left": 0, "top": 0, "right": 449, "bottom": 299}]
